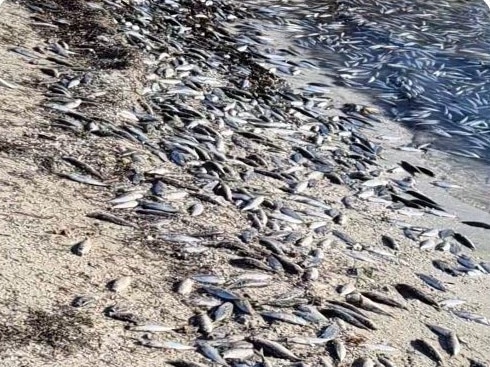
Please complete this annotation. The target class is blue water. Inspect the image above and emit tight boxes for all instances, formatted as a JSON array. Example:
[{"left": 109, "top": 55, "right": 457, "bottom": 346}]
[{"left": 240, "top": 0, "right": 490, "bottom": 162}]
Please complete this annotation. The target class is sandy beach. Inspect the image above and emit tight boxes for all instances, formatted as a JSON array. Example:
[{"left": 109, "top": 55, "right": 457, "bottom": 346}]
[{"left": 0, "top": 1, "right": 489, "bottom": 366}]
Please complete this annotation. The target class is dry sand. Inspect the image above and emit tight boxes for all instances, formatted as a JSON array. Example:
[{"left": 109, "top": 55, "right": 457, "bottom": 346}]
[{"left": 0, "top": 1, "right": 489, "bottom": 367}]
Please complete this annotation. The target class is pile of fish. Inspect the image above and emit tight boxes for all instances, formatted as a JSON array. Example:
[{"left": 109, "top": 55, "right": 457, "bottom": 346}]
[
  {"left": 10, "top": 0, "right": 490, "bottom": 366},
  {"left": 233, "top": 0, "right": 490, "bottom": 162}
]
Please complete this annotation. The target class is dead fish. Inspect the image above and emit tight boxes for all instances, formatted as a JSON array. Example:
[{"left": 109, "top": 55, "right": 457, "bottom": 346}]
[
  {"left": 419, "top": 239, "right": 436, "bottom": 251},
  {"left": 468, "top": 359, "right": 489, "bottom": 367},
  {"left": 337, "top": 283, "right": 356, "bottom": 296},
  {"left": 461, "top": 221, "right": 490, "bottom": 230},
  {"left": 222, "top": 348, "right": 254, "bottom": 360},
  {"left": 426, "top": 324, "right": 460, "bottom": 356},
  {"left": 139, "top": 339, "right": 195, "bottom": 350},
  {"left": 453, "top": 232, "right": 476, "bottom": 250},
  {"left": 196, "top": 311, "right": 214, "bottom": 335},
  {"left": 295, "top": 305, "right": 329, "bottom": 324},
  {"left": 411, "top": 339, "right": 443, "bottom": 365},
  {"left": 439, "top": 299, "right": 466, "bottom": 308},
  {"left": 108, "top": 191, "right": 144, "bottom": 204},
  {"left": 104, "top": 305, "right": 140, "bottom": 324},
  {"left": 319, "top": 323, "right": 341, "bottom": 340},
  {"left": 452, "top": 310, "right": 490, "bottom": 326},
  {"left": 431, "top": 181, "right": 462, "bottom": 189},
  {"left": 87, "top": 212, "right": 138, "bottom": 228},
  {"left": 381, "top": 235, "right": 399, "bottom": 250},
  {"left": 241, "top": 196, "right": 265, "bottom": 211},
  {"left": 229, "top": 257, "right": 274, "bottom": 272},
  {"left": 352, "top": 357, "right": 375, "bottom": 367},
  {"left": 377, "top": 356, "right": 397, "bottom": 367},
  {"left": 321, "top": 306, "right": 376, "bottom": 330},
  {"left": 167, "top": 360, "right": 210, "bottom": 367},
  {"left": 58, "top": 173, "right": 108, "bottom": 186},
  {"left": 345, "top": 292, "right": 393, "bottom": 317},
  {"left": 288, "top": 336, "right": 331, "bottom": 346},
  {"left": 62, "top": 156, "right": 103, "bottom": 179},
  {"left": 432, "top": 260, "right": 463, "bottom": 276},
  {"left": 416, "top": 273, "right": 448, "bottom": 292},
  {"left": 198, "top": 342, "right": 228, "bottom": 365},
  {"left": 400, "top": 161, "right": 422, "bottom": 175},
  {"left": 260, "top": 311, "right": 310, "bottom": 326},
  {"left": 107, "top": 276, "right": 132, "bottom": 293},
  {"left": 127, "top": 324, "right": 175, "bottom": 333},
  {"left": 394, "top": 284, "right": 439, "bottom": 309},
  {"left": 330, "top": 339, "right": 346, "bottom": 362},
  {"left": 71, "top": 238, "right": 92, "bottom": 256},
  {"left": 188, "top": 202, "right": 204, "bottom": 216},
  {"left": 233, "top": 297, "right": 254, "bottom": 315},
  {"left": 213, "top": 302, "right": 234, "bottom": 322},
  {"left": 192, "top": 274, "right": 226, "bottom": 285},
  {"left": 360, "top": 291, "right": 407, "bottom": 309},
  {"left": 71, "top": 295, "right": 96, "bottom": 308},
  {"left": 201, "top": 285, "right": 240, "bottom": 300},
  {"left": 176, "top": 278, "right": 194, "bottom": 295},
  {"left": 248, "top": 337, "right": 301, "bottom": 361}
]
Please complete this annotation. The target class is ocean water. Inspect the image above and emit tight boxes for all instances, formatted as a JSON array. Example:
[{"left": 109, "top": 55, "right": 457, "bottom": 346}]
[
  {"left": 230, "top": 0, "right": 490, "bottom": 210},
  {"left": 237, "top": 0, "right": 490, "bottom": 163}
]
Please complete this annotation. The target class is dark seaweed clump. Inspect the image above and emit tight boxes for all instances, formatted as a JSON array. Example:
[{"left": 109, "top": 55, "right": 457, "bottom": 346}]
[{"left": 0, "top": 306, "right": 98, "bottom": 356}]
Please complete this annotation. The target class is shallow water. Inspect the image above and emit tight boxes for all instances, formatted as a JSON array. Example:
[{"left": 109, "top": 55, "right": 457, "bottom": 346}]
[
  {"left": 236, "top": 0, "right": 490, "bottom": 162},
  {"left": 227, "top": 0, "right": 490, "bottom": 211}
]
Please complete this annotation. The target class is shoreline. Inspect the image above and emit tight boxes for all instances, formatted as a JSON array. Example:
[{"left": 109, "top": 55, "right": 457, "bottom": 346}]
[{"left": 0, "top": 1, "right": 489, "bottom": 367}]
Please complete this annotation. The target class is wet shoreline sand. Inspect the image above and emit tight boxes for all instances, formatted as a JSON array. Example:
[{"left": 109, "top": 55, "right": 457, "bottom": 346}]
[{"left": 0, "top": 1, "right": 489, "bottom": 366}]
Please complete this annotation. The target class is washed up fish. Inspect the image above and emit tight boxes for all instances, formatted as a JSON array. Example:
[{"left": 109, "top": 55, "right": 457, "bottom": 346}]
[
  {"left": 452, "top": 310, "right": 490, "bottom": 326},
  {"left": 248, "top": 337, "right": 301, "bottom": 361},
  {"left": 394, "top": 284, "right": 439, "bottom": 309},
  {"left": 58, "top": 173, "right": 108, "bottom": 186},
  {"left": 87, "top": 212, "right": 138, "bottom": 228},
  {"left": 337, "top": 283, "right": 356, "bottom": 296},
  {"left": 426, "top": 324, "right": 460, "bottom": 356},
  {"left": 319, "top": 323, "right": 341, "bottom": 340},
  {"left": 377, "top": 356, "right": 397, "bottom": 367},
  {"left": 351, "top": 357, "right": 375, "bottom": 367},
  {"left": 295, "top": 305, "right": 329, "bottom": 324},
  {"left": 192, "top": 274, "right": 226, "bottom": 285},
  {"left": 201, "top": 286, "right": 240, "bottom": 301},
  {"left": 321, "top": 306, "right": 376, "bottom": 330},
  {"left": 330, "top": 339, "right": 346, "bottom": 362},
  {"left": 453, "top": 232, "right": 476, "bottom": 250},
  {"left": 432, "top": 260, "right": 463, "bottom": 276},
  {"left": 108, "top": 276, "right": 132, "bottom": 293},
  {"left": 439, "top": 299, "right": 466, "bottom": 308},
  {"left": 167, "top": 360, "right": 209, "bottom": 367},
  {"left": 381, "top": 235, "right": 400, "bottom": 250},
  {"left": 361, "top": 291, "right": 407, "bottom": 309},
  {"left": 71, "top": 295, "right": 96, "bottom": 308},
  {"left": 196, "top": 311, "right": 214, "bottom": 335},
  {"left": 108, "top": 191, "right": 144, "bottom": 204},
  {"left": 461, "top": 221, "right": 490, "bottom": 230},
  {"left": 213, "top": 302, "right": 234, "bottom": 322},
  {"left": 71, "top": 238, "right": 91, "bottom": 256},
  {"left": 198, "top": 342, "right": 227, "bottom": 365},
  {"left": 127, "top": 324, "right": 175, "bottom": 333},
  {"left": 345, "top": 292, "right": 393, "bottom": 317},
  {"left": 176, "top": 278, "right": 194, "bottom": 295},
  {"left": 139, "top": 339, "right": 195, "bottom": 350},
  {"left": 411, "top": 339, "right": 443, "bottom": 365},
  {"left": 416, "top": 273, "right": 448, "bottom": 292},
  {"left": 62, "top": 156, "right": 103, "bottom": 179},
  {"left": 222, "top": 347, "right": 254, "bottom": 360},
  {"left": 260, "top": 310, "right": 310, "bottom": 326},
  {"left": 287, "top": 337, "right": 332, "bottom": 346},
  {"left": 431, "top": 181, "right": 462, "bottom": 189}
]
